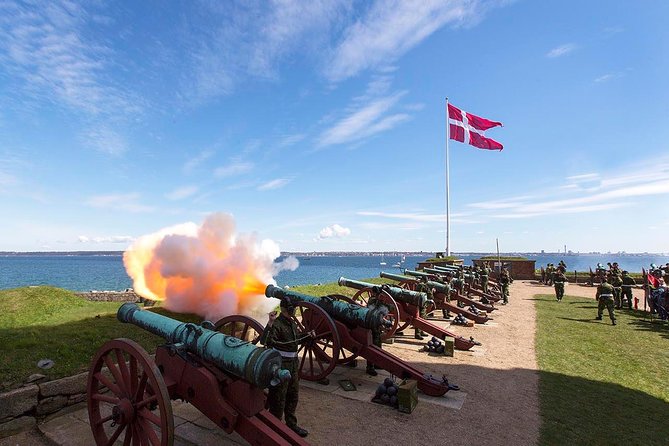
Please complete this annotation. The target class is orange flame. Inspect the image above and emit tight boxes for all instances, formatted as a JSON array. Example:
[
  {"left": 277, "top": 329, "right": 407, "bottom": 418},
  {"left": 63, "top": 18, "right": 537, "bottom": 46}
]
[{"left": 123, "top": 213, "right": 296, "bottom": 322}]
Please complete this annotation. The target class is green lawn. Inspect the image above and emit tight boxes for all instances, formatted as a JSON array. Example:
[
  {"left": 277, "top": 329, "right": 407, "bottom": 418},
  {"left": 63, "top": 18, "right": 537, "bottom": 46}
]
[
  {"left": 0, "top": 286, "right": 199, "bottom": 387},
  {"left": 535, "top": 293, "right": 669, "bottom": 445}
]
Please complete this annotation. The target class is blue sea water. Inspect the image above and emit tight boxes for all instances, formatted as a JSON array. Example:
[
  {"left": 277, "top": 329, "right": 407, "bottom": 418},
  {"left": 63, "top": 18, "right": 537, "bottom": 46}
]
[{"left": 1, "top": 253, "right": 668, "bottom": 292}]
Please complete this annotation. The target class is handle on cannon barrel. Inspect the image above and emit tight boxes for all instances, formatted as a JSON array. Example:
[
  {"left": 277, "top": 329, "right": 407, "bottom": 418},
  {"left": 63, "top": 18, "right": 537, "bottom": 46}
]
[{"left": 117, "top": 303, "right": 290, "bottom": 389}]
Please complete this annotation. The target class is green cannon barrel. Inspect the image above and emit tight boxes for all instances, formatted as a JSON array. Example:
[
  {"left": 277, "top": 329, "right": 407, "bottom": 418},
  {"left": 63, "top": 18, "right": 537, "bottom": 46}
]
[
  {"left": 265, "top": 284, "right": 387, "bottom": 330},
  {"left": 338, "top": 277, "right": 426, "bottom": 308},
  {"left": 117, "top": 303, "right": 289, "bottom": 388},
  {"left": 432, "top": 265, "right": 460, "bottom": 272},
  {"left": 379, "top": 272, "right": 450, "bottom": 295}
]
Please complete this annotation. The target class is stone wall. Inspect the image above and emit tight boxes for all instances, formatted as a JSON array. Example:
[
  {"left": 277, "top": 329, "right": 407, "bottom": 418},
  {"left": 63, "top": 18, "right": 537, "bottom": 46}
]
[
  {"left": 0, "top": 372, "right": 90, "bottom": 438},
  {"left": 74, "top": 290, "right": 141, "bottom": 302}
]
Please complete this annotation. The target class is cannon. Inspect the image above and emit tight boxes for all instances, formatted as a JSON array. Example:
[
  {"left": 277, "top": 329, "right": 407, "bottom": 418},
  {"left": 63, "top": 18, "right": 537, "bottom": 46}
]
[
  {"left": 431, "top": 265, "right": 502, "bottom": 293},
  {"left": 379, "top": 272, "right": 492, "bottom": 324},
  {"left": 265, "top": 285, "right": 453, "bottom": 396},
  {"left": 405, "top": 269, "right": 500, "bottom": 307},
  {"left": 87, "top": 303, "right": 308, "bottom": 446},
  {"left": 337, "top": 277, "right": 479, "bottom": 351}
]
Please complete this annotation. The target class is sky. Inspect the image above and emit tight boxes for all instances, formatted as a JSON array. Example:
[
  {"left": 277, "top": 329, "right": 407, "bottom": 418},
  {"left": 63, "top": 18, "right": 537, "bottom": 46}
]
[{"left": 1, "top": 0, "right": 668, "bottom": 254}]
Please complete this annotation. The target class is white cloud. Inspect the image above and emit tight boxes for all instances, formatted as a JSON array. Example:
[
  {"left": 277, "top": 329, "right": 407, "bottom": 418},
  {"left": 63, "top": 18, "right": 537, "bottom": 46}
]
[
  {"left": 325, "top": 0, "right": 483, "bottom": 81},
  {"left": 85, "top": 193, "right": 154, "bottom": 213},
  {"left": 166, "top": 186, "right": 199, "bottom": 201},
  {"left": 318, "top": 224, "right": 351, "bottom": 239},
  {"left": 317, "top": 91, "right": 410, "bottom": 147},
  {"left": 257, "top": 178, "right": 291, "bottom": 191},
  {"left": 80, "top": 126, "right": 127, "bottom": 156},
  {"left": 278, "top": 133, "right": 307, "bottom": 147},
  {"left": 0, "top": 2, "right": 141, "bottom": 116},
  {"left": 78, "top": 235, "right": 135, "bottom": 244},
  {"left": 184, "top": 150, "right": 214, "bottom": 173},
  {"left": 546, "top": 43, "right": 576, "bottom": 58},
  {"left": 473, "top": 158, "right": 669, "bottom": 219},
  {"left": 214, "top": 160, "right": 254, "bottom": 178},
  {"left": 594, "top": 74, "right": 614, "bottom": 83}
]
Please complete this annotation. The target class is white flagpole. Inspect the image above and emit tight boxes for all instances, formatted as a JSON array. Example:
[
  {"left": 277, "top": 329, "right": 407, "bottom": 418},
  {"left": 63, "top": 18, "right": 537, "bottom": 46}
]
[{"left": 445, "top": 97, "right": 451, "bottom": 256}]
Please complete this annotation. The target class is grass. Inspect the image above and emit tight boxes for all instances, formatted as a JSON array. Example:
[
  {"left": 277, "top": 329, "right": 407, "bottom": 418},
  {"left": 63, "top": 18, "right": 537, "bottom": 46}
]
[
  {"left": 535, "top": 293, "right": 669, "bottom": 445},
  {"left": 0, "top": 286, "right": 199, "bottom": 387}
]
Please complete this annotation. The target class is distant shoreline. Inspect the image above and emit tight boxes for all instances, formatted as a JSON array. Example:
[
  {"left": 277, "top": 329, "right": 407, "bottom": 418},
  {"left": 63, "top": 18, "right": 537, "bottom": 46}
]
[{"left": 1, "top": 251, "right": 667, "bottom": 257}]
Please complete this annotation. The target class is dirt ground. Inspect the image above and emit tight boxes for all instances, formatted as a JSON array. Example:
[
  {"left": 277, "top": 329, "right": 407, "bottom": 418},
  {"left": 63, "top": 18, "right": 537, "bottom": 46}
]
[{"left": 296, "top": 280, "right": 647, "bottom": 446}]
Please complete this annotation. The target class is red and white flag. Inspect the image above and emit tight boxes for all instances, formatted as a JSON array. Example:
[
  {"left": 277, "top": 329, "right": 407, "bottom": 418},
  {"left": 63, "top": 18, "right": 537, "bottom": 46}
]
[{"left": 448, "top": 103, "right": 503, "bottom": 151}]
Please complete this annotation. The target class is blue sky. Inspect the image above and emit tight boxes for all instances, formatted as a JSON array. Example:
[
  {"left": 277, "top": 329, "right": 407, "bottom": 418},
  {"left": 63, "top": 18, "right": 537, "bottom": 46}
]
[{"left": 1, "top": 0, "right": 668, "bottom": 253}]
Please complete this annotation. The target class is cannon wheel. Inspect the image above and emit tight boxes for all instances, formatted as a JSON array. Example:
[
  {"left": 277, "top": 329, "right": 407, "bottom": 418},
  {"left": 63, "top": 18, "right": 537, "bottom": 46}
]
[
  {"left": 396, "top": 281, "right": 420, "bottom": 332},
  {"left": 214, "top": 315, "right": 264, "bottom": 344},
  {"left": 331, "top": 295, "right": 362, "bottom": 364},
  {"left": 291, "top": 301, "right": 341, "bottom": 381},
  {"left": 87, "top": 338, "right": 173, "bottom": 446},
  {"left": 351, "top": 288, "right": 400, "bottom": 341}
]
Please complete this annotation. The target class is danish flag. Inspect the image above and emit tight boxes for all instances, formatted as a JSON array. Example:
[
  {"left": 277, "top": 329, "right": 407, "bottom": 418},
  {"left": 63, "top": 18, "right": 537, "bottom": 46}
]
[{"left": 448, "top": 103, "right": 503, "bottom": 151}]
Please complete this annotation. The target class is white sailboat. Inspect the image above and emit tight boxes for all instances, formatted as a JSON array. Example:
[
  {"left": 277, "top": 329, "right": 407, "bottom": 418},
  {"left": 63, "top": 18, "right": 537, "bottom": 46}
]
[{"left": 380, "top": 253, "right": 386, "bottom": 266}]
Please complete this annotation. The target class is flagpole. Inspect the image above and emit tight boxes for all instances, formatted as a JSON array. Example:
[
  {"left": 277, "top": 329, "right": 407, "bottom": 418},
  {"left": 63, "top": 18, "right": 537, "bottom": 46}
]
[{"left": 445, "top": 97, "right": 451, "bottom": 257}]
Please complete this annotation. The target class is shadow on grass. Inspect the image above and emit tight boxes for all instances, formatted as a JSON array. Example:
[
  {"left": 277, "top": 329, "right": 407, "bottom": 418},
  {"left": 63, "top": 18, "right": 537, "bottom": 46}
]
[
  {"left": 535, "top": 367, "right": 669, "bottom": 446},
  {"left": 627, "top": 318, "right": 669, "bottom": 340},
  {"left": 556, "top": 317, "right": 599, "bottom": 323},
  {"left": 0, "top": 307, "right": 201, "bottom": 387}
]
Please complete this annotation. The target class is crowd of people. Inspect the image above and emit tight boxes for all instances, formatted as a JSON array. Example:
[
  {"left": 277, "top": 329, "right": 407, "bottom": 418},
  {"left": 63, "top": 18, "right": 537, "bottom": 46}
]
[{"left": 539, "top": 260, "right": 669, "bottom": 325}]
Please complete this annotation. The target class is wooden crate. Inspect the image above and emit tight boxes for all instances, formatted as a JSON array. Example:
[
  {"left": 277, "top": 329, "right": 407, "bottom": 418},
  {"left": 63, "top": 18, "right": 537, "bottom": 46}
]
[
  {"left": 397, "top": 379, "right": 418, "bottom": 414},
  {"left": 443, "top": 336, "right": 455, "bottom": 357}
]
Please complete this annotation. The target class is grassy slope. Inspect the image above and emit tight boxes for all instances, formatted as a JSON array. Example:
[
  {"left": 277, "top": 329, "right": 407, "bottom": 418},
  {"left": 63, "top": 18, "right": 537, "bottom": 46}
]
[
  {"left": 535, "top": 293, "right": 669, "bottom": 445},
  {"left": 0, "top": 286, "right": 199, "bottom": 386}
]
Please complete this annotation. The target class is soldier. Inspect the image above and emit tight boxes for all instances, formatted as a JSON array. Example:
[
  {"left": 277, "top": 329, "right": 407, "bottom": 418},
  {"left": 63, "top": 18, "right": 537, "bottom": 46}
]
[
  {"left": 499, "top": 267, "right": 511, "bottom": 305},
  {"left": 621, "top": 271, "right": 636, "bottom": 310},
  {"left": 480, "top": 262, "right": 491, "bottom": 293},
  {"left": 610, "top": 272, "right": 623, "bottom": 309},
  {"left": 595, "top": 276, "right": 616, "bottom": 325},
  {"left": 414, "top": 276, "right": 433, "bottom": 340},
  {"left": 540, "top": 266, "right": 546, "bottom": 285},
  {"left": 259, "top": 298, "right": 312, "bottom": 437},
  {"left": 553, "top": 267, "right": 567, "bottom": 301},
  {"left": 365, "top": 286, "right": 388, "bottom": 376}
]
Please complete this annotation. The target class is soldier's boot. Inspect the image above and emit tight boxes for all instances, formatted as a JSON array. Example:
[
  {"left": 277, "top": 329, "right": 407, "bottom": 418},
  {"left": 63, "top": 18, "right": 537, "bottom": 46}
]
[
  {"left": 366, "top": 363, "right": 378, "bottom": 376},
  {"left": 595, "top": 315, "right": 602, "bottom": 320},
  {"left": 288, "top": 425, "right": 309, "bottom": 438},
  {"left": 611, "top": 319, "right": 617, "bottom": 326},
  {"left": 414, "top": 329, "right": 424, "bottom": 340}
]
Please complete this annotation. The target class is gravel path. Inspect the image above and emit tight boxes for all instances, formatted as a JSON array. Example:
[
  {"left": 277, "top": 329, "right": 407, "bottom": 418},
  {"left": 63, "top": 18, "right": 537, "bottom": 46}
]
[{"left": 299, "top": 280, "right": 544, "bottom": 446}]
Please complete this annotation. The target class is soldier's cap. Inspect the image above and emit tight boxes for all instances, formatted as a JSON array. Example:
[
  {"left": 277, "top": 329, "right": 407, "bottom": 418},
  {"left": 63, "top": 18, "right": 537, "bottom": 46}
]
[{"left": 622, "top": 270, "right": 628, "bottom": 275}]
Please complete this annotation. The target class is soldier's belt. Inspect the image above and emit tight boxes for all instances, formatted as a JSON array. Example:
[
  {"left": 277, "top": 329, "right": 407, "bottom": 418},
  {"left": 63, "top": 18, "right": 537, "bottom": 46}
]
[
  {"left": 277, "top": 350, "right": 298, "bottom": 358},
  {"left": 622, "top": 285, "right": 633, "bottom": 288},
  {"left": 599, "top": 294, "right": 613, "bottom": 297}
]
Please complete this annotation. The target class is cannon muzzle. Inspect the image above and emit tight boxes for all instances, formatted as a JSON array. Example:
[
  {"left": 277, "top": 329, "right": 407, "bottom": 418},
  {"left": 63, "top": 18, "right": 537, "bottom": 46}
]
[
  {"left": 379, "top": 272, "right": 450, "bottom": 295},
  {"left": 117, "top": 303, "right": 289, "bottom": 388},
  {"left": 338, "top": 276, "right": 427, "bottom": 308},
  {"left": 265, "top": 284, "right": 388, "bottom": 330}
]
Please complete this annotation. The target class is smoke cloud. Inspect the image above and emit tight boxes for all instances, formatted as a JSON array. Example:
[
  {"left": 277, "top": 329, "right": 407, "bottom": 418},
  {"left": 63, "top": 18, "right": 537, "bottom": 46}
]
[{"left": 123, "top": 213, "right": 299, "bottom": 323}]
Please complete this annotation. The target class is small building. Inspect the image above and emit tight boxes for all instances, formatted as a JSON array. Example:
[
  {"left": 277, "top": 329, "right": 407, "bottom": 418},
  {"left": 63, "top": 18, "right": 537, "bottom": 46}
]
[{"left": 473, "top": 257, "right": 536, "bottom": 280}]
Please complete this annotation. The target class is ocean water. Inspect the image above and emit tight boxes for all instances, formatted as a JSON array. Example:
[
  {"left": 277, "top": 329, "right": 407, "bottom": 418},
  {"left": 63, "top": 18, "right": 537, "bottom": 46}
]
[{"left": 1, "top": 253, "right": 668, "bottom": 292}]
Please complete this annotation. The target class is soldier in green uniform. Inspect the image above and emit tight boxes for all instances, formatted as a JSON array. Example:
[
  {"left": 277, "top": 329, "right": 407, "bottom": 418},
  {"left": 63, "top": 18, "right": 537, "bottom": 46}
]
[
  {"left": 553, "top": 267, "right": 567, "bottom": 301},
  {"left": 414, "top": 276, "right": 433, "bottom": 339},
  {"left": 481, "top": 262, "right": 491, "bottom": 293},
  {"left": 595, "top": 277, "right": 616, "bottom": 325},
  {"left": 365, "top": 286, "right": 388, "bottom": 376},
  {"left": 621, "top": 271, "right": 636, "bottom": 310},
  {"left": 499, "top": 267, "right": 510, "bottom": 304},
  {"left": 259, "top": 298, "right": 311, "bottom": 437},
  {"left": 610, "top": 273, "right": 623, "bottom": 309}
]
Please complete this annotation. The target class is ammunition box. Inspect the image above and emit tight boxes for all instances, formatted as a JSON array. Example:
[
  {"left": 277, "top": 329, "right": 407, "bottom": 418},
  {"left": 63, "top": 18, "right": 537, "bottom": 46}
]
[
  {"left": 443, "top": 336, "right": 455, "bottom": 357},
  {"left": 397, "top": 379, "right": 418, "bottom": 414}
]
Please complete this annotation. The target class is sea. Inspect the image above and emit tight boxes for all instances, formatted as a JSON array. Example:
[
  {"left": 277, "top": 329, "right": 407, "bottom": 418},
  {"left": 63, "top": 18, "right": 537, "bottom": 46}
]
[{"left": 1, "top": 252, "right": 669, "bottom": 292}]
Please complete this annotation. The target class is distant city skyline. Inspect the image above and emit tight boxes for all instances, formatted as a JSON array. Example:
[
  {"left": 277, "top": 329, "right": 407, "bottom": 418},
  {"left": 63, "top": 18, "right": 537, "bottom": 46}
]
[{"left": 1, "top": 1, "right": 668, "bottom": 253}]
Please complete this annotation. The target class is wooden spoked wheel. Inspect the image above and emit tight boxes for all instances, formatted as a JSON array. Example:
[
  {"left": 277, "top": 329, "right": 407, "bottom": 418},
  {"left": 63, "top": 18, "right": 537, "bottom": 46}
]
[
  {"left": 87, "top": 338, "right": 173, "bottom": 446},
  {"left": 351, "top": 288, "right": 400, "bottom": 341},
  {"left": 290, "top": 302, "right": 341, "bottom": 381},
  {"left": 331, "top": 295, "right": 362, "bottom": 364},
  {"left": 214, "top": 315, "right": 264, "bottom": 344}
]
